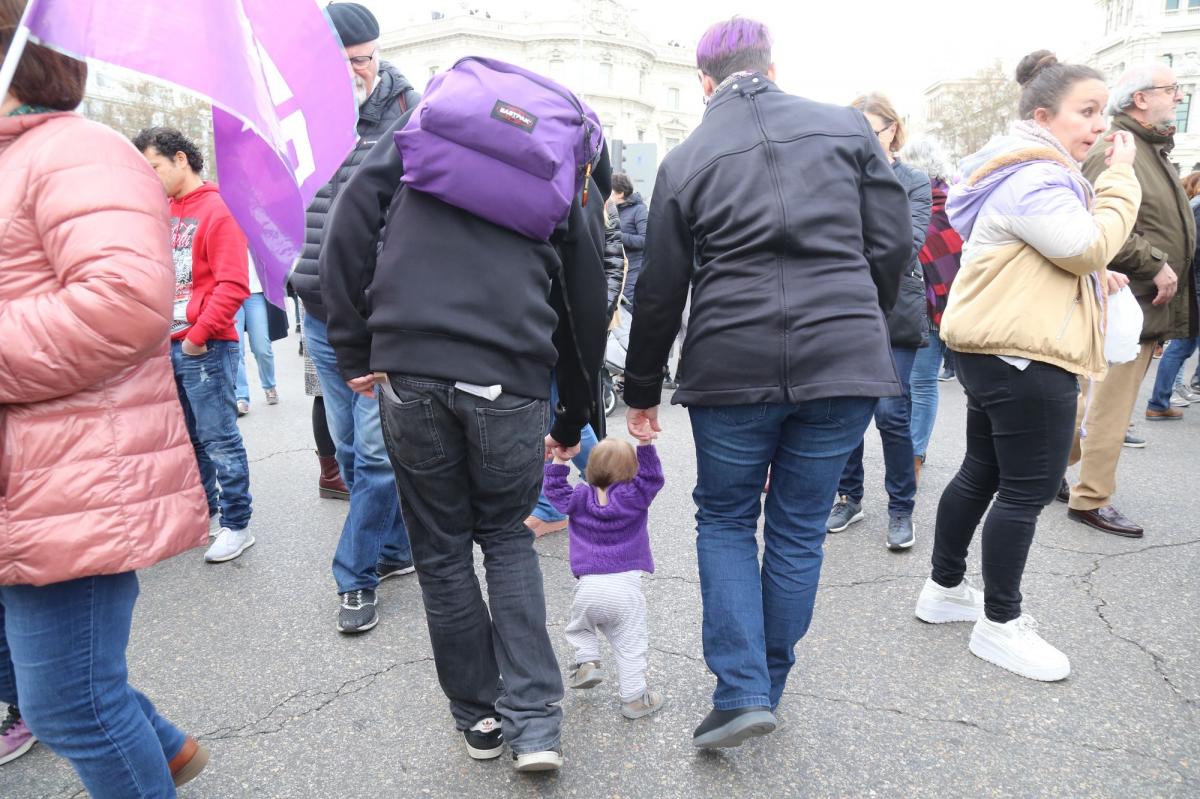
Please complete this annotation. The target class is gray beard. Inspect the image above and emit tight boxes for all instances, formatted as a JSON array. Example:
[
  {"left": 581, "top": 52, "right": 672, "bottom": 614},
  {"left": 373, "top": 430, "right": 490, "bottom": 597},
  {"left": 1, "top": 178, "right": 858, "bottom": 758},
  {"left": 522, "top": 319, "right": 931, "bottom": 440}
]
[{"left": 354, "top": 77, "right": 369, "bottom": 106}]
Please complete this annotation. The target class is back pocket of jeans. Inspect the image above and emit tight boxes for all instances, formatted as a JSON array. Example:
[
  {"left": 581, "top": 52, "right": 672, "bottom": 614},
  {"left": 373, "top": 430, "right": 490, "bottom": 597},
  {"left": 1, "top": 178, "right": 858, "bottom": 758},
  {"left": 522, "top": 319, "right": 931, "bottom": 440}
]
[
  {"left": 477, "top": 399, "right": 548, "bottom": 475},
  {"left": 378, "top": 381, "right": 445, "bottom": 470}
]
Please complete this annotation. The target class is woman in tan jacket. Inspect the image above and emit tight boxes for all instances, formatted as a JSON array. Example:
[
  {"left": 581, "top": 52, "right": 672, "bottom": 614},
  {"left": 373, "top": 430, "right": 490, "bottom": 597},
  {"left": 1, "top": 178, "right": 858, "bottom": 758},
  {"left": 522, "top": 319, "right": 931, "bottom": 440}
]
[
  {"left": 0, "top": 3, "right": 210, "bottom": 793},
  {"left": 912, "top": 50, "right": 1140, "bottom": 682}
]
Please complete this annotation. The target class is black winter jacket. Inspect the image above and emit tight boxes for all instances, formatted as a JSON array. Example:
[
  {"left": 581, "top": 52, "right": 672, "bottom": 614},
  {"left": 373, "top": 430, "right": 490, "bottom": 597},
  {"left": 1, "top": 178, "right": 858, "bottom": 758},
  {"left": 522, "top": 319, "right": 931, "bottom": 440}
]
[
  {"left": 603, "top": 204, "right": 627, "bottom": 319},
  {"left": 616, "top": 193, "right": 648, "bottom": 306},
  {"left": 318, "top": 112, "right": 611, "bottom": 447},
  {"left": 292, "top": 63, "right": 419, "bottom": 321},
  {"left": 624, "top": 76, "right": 912, "bottom": 408},
  {"left": 884, "top": 158, "right": 932, "bottom": 348}
]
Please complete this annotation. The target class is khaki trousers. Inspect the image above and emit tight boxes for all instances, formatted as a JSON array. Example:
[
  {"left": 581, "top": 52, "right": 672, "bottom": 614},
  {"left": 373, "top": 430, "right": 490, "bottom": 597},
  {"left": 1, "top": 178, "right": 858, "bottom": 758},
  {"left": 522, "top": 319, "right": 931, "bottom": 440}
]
[{"left": 1067, "top": 342, "right": 1155, "bottom": 510}]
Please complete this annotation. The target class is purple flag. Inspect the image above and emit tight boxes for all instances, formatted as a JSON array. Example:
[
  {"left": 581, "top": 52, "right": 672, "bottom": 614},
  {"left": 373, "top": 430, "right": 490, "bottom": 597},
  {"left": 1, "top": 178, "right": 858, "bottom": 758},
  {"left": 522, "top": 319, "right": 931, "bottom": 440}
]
[{"left": 21, "top": 0, "right": 358, "bottom": 306}]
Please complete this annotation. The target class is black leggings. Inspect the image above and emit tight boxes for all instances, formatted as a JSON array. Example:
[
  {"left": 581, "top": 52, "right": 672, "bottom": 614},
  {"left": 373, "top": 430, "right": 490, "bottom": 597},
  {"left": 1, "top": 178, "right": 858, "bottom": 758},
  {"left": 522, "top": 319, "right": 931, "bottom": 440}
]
[
  {"left": 931, "top": 352, "right": 1078, "bottom": 623},
  {"left": 312, "top": 397, "right": 336, "bottom": 458}
]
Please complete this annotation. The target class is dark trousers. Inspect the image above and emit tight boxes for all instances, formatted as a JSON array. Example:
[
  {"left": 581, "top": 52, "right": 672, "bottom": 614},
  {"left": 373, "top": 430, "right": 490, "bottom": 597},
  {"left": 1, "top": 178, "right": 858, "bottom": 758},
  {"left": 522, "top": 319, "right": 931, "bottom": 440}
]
[
  {"left": 839, "top": 346, "right": 918, "bottom": 514},
  {"left": 377, "top": 375, "right": 563, "bottom": 754},
  {"left": 931, "top": 352, "right": 1078, "bottom": 622}
]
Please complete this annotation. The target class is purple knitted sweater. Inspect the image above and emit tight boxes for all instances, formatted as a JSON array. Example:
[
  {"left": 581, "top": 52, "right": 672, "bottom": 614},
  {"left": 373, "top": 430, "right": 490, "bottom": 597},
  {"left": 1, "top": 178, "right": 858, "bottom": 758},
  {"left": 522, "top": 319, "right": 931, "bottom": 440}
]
[{"left": 542, "top": 444, "right": 664, "bottom": 578}]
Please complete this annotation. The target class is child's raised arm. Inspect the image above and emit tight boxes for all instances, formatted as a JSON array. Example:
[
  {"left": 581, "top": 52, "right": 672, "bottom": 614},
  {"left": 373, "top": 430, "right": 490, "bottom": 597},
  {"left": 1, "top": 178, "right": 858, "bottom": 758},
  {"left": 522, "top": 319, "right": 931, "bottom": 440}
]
[
  {"left": 542, "top": 461, "right": 580, "bottom": 517},
  {"left": 627, "top": 442, "right": 665, "bottom": 509}
]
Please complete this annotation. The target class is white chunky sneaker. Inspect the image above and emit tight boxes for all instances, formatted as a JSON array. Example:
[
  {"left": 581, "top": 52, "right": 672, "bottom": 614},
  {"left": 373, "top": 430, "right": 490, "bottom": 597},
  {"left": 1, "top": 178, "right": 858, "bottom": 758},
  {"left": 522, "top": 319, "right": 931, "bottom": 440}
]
[
  {"left": 969, "top": 614, "right": 1070, "bottom": 681},
  {"left": 204, "top": 527, "right": 255, "bottom": 563},
  {"left": 915, "top": 578, "right": 984, "bottom": 623}
]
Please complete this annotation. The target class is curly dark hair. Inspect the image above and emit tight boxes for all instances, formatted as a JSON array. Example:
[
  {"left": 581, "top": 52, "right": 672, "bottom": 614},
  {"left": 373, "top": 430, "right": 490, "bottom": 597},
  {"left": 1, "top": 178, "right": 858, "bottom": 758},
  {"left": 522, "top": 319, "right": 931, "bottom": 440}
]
[{"left": 132, "top": 127, "right": 204, "bottom": 174}]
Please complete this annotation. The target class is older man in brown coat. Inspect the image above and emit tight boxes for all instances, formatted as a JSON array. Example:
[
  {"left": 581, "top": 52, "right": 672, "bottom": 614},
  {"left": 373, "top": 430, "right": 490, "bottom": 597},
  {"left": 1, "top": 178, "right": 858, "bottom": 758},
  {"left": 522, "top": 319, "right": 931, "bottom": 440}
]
[{"left": 1068, "top": 62, "right": 1198, "bottom": 538}]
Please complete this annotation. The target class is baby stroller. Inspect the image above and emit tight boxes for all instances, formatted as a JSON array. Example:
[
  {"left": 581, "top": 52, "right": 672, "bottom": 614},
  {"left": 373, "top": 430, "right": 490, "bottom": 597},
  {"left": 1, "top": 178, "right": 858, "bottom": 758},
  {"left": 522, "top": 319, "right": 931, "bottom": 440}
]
[{"left": 602, "top": 305, "right": 633, "bottom": 417}]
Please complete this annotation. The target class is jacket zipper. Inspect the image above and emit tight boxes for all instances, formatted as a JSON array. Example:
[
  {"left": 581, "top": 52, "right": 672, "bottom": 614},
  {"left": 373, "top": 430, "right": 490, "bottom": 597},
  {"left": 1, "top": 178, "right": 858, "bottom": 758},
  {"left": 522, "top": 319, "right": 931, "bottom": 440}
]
[
  {"left": 748, "top": 90, "right": 791, "bottom": 397},
  {"left": 1056, "top": 296, "right": 1080, "bottom": 341}
]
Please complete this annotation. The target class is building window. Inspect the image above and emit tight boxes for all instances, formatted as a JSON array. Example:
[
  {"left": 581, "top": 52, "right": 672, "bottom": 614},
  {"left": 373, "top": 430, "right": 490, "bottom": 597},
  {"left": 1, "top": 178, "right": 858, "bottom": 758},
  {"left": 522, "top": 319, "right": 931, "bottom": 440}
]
[
  {"left": 1177, "top": 94, "right": 1191, "bottom": 132},
  {"left": 428, "top": 65, "right": 439, "bottom": 77},
  {"left": 637, "top": 128, "right": 645, "bottom": 142},
  {"left": 665, "top": 137, "right": 680, "bottom": 152},
  {"left": 599, "top": 62, "right": 612, "bottom": 89},
  {"left": 1167, "top": 0, "right": 1180, "bottom": 9},
  {"left": 668, "top": 87, "right": 680, "bottom": 110},
  {"left": 1191, "top": 0, "right": 1200, "bottom": 9}
]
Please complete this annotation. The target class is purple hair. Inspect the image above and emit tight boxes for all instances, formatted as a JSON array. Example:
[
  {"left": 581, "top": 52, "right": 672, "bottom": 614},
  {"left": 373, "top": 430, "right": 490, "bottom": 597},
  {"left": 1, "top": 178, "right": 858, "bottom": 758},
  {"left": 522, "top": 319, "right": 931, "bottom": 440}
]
[{"left": 696, "top": 17, "right": 773, "bottom": 83}]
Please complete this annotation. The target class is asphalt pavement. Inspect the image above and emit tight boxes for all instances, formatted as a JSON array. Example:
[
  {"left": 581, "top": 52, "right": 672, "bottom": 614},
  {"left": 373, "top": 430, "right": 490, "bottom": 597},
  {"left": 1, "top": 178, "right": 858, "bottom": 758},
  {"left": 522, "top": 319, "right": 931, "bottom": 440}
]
[{"left": 6, "top": 336, "right": 1198, "bottom": 798}]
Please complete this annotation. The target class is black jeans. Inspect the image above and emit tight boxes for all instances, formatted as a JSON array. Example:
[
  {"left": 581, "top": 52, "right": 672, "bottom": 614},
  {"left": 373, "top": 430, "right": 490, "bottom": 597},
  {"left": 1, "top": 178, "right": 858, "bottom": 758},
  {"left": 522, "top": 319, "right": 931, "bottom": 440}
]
[
  {"left": 376, "top": 375, "right": 564, "bottom": 754},
  {"left": 931, "top": 353, "right": 1078, "bottom": 623}
]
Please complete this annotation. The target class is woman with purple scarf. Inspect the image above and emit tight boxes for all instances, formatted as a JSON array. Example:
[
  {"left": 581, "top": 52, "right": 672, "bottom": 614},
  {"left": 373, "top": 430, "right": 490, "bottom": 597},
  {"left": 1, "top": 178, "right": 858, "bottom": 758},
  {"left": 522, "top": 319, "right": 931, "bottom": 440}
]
[{"left": 913, "top": 51, "right": 1139, "bottom": 681}]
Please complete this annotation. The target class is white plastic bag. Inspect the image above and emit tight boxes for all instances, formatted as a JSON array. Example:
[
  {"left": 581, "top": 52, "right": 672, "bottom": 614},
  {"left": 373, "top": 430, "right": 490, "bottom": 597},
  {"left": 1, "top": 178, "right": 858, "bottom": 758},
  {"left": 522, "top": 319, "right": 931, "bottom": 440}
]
[{"left": 1104, "top": 286, "right": 1143, "bottom": 365}]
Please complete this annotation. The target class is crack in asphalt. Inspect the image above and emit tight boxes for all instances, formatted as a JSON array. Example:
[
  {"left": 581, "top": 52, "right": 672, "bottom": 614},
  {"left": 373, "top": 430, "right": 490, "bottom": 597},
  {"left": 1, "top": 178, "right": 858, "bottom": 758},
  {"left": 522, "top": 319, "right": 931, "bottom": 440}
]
[
  {"left": 248, "top": 446, "right": 313, "bottom": 464},
  {"left": 197, "top": 656, "right": 435, "bottom": 741},
  {"left": 1075, "top": 538, "right": 1200, "bottom": 710},
  {"left": 781, "top": 688, "right": 1197, "bottom": 787}
]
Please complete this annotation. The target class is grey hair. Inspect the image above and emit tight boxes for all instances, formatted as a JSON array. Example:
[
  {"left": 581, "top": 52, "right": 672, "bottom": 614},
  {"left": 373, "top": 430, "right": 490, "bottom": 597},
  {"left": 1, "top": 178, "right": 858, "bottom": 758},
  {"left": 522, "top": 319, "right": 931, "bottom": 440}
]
[
  {"left": 1106, "top": 63, "right": 1163, "bottom": 115},
  {"left": 899, "top": 139, "right": 952, "bottom": 182}
]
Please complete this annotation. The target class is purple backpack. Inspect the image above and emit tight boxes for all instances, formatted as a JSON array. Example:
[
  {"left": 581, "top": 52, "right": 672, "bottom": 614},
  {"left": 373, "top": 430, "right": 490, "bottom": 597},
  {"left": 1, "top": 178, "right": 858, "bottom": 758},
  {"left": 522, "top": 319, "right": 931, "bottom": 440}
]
[{"left": 394, "top": 56, "right": 604, "bottom": 241}]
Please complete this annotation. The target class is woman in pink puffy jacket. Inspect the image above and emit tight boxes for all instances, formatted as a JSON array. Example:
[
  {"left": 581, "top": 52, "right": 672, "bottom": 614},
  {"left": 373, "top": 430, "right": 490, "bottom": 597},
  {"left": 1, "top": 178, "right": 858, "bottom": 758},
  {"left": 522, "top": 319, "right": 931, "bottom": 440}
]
[{"left": 1, "top": 3, "right": 211, "bottom": 794}]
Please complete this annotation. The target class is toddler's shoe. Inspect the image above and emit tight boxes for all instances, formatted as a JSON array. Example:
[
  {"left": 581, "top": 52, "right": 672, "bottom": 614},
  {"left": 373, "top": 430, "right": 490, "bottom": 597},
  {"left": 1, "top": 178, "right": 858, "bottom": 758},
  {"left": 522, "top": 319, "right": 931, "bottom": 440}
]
[
  {"left": 568, "top": 660, "right": 604, "bottom": 689},
  {"left": 620, "top": 689, "right": 665, "bottom": 719}
]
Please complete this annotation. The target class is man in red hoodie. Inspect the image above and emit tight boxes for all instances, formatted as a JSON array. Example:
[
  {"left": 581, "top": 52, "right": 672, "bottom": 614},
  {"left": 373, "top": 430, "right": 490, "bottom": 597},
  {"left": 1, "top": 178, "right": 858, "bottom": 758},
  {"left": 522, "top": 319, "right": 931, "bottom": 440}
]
[{"left": 135, "top": 127, "right": 255, "bottom": 564}]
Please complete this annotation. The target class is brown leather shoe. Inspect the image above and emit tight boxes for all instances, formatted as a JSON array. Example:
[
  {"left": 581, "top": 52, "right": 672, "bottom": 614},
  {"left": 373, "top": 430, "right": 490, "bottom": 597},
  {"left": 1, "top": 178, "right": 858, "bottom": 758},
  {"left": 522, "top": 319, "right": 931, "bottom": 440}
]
[
  {"left": 317, "top": 452, "right": 350, "bottom": 500},
  {"left": 168, "top": 736, "right": 210, "bottom": 787},
  {"left": 1145, "top": 406, "right": 1184, "bottom": 421},
  {"left": 525, "top": 515, "right": 569, "bottom": 537},
  {"left": 1067, "top": 505, "right": 1144, "bottom": 538}
]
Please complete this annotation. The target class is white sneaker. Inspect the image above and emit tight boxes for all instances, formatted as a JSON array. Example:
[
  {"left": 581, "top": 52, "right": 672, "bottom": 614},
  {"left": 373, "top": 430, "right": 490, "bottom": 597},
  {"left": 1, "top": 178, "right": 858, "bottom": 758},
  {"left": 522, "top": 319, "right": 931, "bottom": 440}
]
[
  {"left": 915, "top": 578, "right": 984, "bottom": 623},
  {"left": 513, "top": 749, "right": 563, "bottom": 773},
  {"left": 204, "top": 527, "right": 255, "bottom": 563},
  {"left": 969, "top": 614, "right": 1070, "bottom": 681}
]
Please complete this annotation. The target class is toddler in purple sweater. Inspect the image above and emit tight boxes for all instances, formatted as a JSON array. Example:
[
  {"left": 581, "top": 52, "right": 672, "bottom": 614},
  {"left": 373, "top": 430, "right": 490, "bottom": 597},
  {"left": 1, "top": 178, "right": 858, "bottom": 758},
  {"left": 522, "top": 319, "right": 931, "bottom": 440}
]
[{"left": 543, "top": 439, "right": 665, "bottom": 719}]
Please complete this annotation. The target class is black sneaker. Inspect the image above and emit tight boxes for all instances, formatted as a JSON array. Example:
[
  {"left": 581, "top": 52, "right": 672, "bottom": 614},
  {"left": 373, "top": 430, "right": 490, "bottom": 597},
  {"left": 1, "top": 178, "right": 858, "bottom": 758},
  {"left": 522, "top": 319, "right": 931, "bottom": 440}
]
[
  {"left": 337, "top": 589, "right": 378, "bottom": 634},
  {"left": 1056, "top": 478, "right": 1070, "bottom": 503},
  {"left": 464, "top": 716, "right": 504, "bottom": 760},
  {"left": 692, "top": 706, "right": 776, "bottom": 749},
  {"left": 376, "top": 559, "right": 415, "bottom": 581}
]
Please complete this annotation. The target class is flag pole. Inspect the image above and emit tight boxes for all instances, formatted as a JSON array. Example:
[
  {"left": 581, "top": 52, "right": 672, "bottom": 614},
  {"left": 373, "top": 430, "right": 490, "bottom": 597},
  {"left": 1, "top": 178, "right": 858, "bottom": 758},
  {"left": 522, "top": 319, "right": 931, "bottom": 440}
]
[{"left": 0, "top": 0, "right": 37, "bottom": 103}]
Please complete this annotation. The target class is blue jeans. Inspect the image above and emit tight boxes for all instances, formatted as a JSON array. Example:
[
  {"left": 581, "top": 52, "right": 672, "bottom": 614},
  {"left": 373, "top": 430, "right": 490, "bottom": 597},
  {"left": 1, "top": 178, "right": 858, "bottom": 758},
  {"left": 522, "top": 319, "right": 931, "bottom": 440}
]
[
  {"left": 171, "top": 339, "right": 252, "bottom": 529},
  {"left": 910, "top": 335, "right": 945, "bottom": 460},
  {"left": 531, "top": 379, "right": 598, "bottom": 522},
  {"left": 235, "top": 293, "right": 277, "bottom": 404},
  {"left": 839, "top": 346, "right": 918, "bottom": 514},
  {"left": 1148, "top": 337, "right": 1199, "bottom": 410},
  {"left": 0, "top": 573, "right": 184, "bottom": 798},
  {"left": 304, "top": 315, "right": 412, "bottom": 593},
  {"left": 689, "top": 397, "right": 876, "bottom": 711}
]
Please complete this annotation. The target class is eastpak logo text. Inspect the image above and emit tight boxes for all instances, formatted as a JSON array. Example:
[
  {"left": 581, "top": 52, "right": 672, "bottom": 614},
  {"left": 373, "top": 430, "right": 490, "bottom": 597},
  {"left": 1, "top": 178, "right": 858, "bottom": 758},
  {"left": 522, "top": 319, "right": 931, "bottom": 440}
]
[{"left": 491, "top": 100, "right": 538, "bottom": 132}]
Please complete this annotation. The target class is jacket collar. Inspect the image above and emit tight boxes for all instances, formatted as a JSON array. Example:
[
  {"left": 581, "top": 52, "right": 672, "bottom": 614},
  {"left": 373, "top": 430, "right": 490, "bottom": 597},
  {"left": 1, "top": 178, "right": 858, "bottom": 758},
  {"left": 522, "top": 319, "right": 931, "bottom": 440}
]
[
  {"left": 0, "top": 110, "right": 74, "bottom": 154},
  {"left": 703, "top": 73, "right": 778, "bottom": 118},
  {"left": 358, "top": 62, "right": 412, "bottom": 125}
]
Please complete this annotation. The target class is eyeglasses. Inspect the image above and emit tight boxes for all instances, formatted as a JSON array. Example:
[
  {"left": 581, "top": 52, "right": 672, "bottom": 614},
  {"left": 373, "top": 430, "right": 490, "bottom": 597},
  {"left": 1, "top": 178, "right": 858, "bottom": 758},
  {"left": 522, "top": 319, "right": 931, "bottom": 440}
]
[
  {"left": 872, "top": 123, "right": 894, "bottom": 136},
  {"left": 1145, "top": 83, "right": 1183, "bottom": 95},
  {"left": 347, "top": 50, "right": 376, "bottom": 67}
]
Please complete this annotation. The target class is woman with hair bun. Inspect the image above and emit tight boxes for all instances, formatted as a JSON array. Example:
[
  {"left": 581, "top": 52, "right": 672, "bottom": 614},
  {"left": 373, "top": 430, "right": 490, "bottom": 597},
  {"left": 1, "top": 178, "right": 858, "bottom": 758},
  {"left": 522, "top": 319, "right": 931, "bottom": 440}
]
[{"left": 913, "top": 50, "right": 1139, "bottom": 681}]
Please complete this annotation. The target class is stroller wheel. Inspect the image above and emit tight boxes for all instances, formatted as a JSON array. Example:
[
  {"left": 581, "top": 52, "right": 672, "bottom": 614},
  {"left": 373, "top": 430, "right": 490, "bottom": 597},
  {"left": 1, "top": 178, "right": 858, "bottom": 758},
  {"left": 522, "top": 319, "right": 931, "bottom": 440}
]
[{"left": 602, "top": 374, "right": 617, "bottom": 417}]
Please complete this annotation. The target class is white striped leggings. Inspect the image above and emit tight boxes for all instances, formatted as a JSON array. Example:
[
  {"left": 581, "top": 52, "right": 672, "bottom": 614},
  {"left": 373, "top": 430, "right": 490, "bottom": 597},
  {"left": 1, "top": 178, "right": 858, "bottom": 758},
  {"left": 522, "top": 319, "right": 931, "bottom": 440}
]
[{"left": 564, "top": 571, "right": 648, "bottom": 702}]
